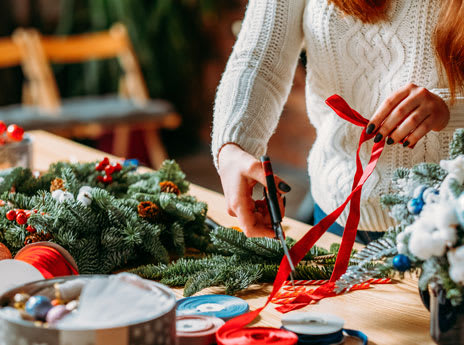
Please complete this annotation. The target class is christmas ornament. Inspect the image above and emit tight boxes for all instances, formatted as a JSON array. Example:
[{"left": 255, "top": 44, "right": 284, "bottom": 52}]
[
  {"left": 45, "top": 304, "right": 70, "bottom": 324},
  {"left": 77, "top": 191, "right": 92, "bottom": 206},
  {"left": 15, "top": 211, "right": 27, "bottom": 225},
  {"left": 102, "top": 175, "right": 113, "bottom": 184},
  {"left": 176, "top": 315, "right": 224, "bottom": 345},
  {"left": 0, "top": 121, "right": 6, "bottom": 134},
  {"left": 407, "top": 198, "right": 424, "bottom": 214},
  {"left": 0, "top": 243, "right": 12, "bottom": 260},
  {"left": 160, "top": 181, "right": 181, "bottom": 195},
  {"left": 5, "top": 210, "right": 16, "bottom": 221},
  {"left": 58, "top": 191, "right": 75, "bottom": 203},
  {"left": 50, "top": 178, "right": 66, "bottom": 192},
  {"left": 26, "top": 225, "right": 37, "bottom": 234},
  {"left": 137, "top": 201, "right": 161, "bottom": 220},
  {"left": 24, "top": 232, "right": 53, "bottom": 245},
  {"left": 25, "top": 295, "right": 52, "bottom": 320},
  {"left": 6, "top": 124, "right": 24, "bottom": 141}
]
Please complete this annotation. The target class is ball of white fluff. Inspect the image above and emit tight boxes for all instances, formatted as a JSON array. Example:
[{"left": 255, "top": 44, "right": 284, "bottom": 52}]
[
  {"left": 408, "top": 229, "right": 447, "bottom": 260},
  {"left": 79, "top": 186, "right": 92, "bottom": 194},
  {"left": 423, "top": 188, "right": 440, "bottom": 204},
  {"left": 59, "top": 191, "right": 75, "bottom": 203},
  {"left": 52, "top": 189, "right": 64, "bottom": 200},
  {"left": 397, "top": 242, "right": 408, "bottom": 254},
  {"left": 440, "top": 156, "right": 464, "bottom": 184},
  {"left": 448, "top": 247, "right": 464, "bottom": 284},
  {"left": 77, "top": 191, "right": 92, "bottom": 206},
  {"left": 431, "top": 203, "right": 458, "bottom": 229},
  {"left": 437, "top": 226, "right": 458, "bottom": 245}
]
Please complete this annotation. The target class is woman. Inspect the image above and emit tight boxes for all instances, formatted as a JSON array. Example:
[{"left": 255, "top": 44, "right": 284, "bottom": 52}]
[{"left": 211, "top": 0, "right": 464, "bottom": 241}]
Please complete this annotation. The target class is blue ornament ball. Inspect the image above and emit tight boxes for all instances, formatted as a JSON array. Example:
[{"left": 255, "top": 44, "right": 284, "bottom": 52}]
[
  {"left": 407, "top": 198, "right": 424, "bottom": 215},
  {"left": 25, "top": 295, "right": 53, "bottom": 320},
  {"left": 392, "top": 254, "right": 411, "bottom": 272}
]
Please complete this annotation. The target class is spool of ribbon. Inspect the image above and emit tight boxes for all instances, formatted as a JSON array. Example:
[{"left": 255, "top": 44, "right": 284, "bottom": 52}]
[
  {"left": 0, "top": 242, "right": 79, "bottom": 295},
  {"left": 177, "top": 315, "right": 225, "bottom": 345},
  {"left": 281, "top": 312, "right": 368, "bottom": 345},
  {"left": 177, "top": 295, "right": 249, "bottom": 321},
  {"left": 218, "top": 327, "right": 298, "bottom": 345},
  {"left": 216, "top": 95, "right": 385, "bottom": 343}
]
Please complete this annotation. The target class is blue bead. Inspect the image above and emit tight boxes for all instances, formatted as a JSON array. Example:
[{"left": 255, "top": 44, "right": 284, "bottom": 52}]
[
  {"left": 407, "top": 198, "right": 424, "bottom": 214},
  {"left": 392, "top": 254, "right": 411, "bottom": 272},
  {"left": 25, "top": 295, "right": 52, "bottom": 320}
]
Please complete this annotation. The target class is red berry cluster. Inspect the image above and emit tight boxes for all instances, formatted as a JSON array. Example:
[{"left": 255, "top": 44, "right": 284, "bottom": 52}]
[
  {"left": 95, "top": 157, "right": 122, "bottom": 184},
  {"left": 5, "top": 209, "right": 38, "bottom": 233},
  {"left": 0, "top": 121, "right": 24, "bottom": 145}
]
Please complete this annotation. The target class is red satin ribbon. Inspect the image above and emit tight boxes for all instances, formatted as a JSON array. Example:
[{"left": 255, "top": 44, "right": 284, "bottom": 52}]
[
  {"left": 15, "top": 245, "right": 79, "bottom": 279},
  {"left": 216, "top": 95, "right": 385, "bottom": 344}
]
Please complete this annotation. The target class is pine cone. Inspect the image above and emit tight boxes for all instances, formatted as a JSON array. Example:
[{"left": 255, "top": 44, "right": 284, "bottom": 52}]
[
  {"left": 24, "top": 232, "right": 53, "bottom": 245},
  {"left": 50, "top": 178, "right": 66, "bottom": 192},
  {"left": 159, "top": 181, "right": 181, "bottom": 195},
  {"left": 138, "top": 201, "right": 162, "bottom": 221}
]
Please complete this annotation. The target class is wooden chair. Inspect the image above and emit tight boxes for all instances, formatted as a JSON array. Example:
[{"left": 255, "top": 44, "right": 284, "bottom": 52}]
[{"left": 12, "top": 24, "right": 181, "bottom": 168}]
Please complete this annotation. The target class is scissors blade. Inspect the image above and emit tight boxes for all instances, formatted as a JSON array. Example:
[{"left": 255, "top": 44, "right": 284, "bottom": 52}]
[{"left": 274, "top": 223, "right": 296, "bottom": 273}]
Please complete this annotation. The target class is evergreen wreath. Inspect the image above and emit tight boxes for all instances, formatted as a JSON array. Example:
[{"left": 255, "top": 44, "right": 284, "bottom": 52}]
[
  {"left": 0, "top": 157, "right": 356, "bottom": 296},
  {"left": 338, "top": 129, "right": 464, "bottom": 305}
]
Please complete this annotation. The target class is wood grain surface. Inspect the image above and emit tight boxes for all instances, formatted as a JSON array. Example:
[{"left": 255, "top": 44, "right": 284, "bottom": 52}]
[{"left": 29, "top": 130, "right": 433, "bottom": 345}]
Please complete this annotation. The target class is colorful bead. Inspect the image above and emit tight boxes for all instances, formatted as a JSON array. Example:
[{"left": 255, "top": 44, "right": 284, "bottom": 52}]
[
  {"left": 25, "top": 295, "right": 52, "bottom": 320},
  {"left": 46, "top": 305, "right": 70, "bottom": 324},
  {"left": 392, "top": 254, "right": 411, "bottom": 272},
  {"left": 13, "top": 293, "right": 30, "bottom": 309}
]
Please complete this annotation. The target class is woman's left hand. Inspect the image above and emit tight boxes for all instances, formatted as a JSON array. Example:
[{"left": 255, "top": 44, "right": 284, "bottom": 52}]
[{"left": 366, "top": 83, "right": 450, "bottom": 147}]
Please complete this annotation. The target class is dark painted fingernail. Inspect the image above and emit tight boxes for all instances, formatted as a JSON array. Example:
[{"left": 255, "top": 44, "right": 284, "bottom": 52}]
[
  {"left": 283, "top": 196, "right": 287, "bottom": 207},
  {"left": 386, "top": 137, "right": 394, "bottom": 145},
  {"left": 374, "top": 133, "right": 383, "bottom": 143},
  {"left": 403, "top": 140, "right": 410, "bottom": 147},
  {"left": 278, "top": 181, "right": 291, "bottom": 193},
  {"left": 366, "top": 123, "right": 375, "bottom": 134}
]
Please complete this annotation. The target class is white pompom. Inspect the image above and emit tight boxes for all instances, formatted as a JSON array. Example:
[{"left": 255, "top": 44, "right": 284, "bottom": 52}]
[
  {"left": 408, "top": 230, "right": 446, "bottom": 260},
  {"left": 448, "top": 247, "right": 464, "bottom": 284},
  {"left": 437, "top": 226, "right": 458, "bottom": 245},
  {"left": 77, "top": 191, "right": 92, "bottom": 207},
  {"left": 396, "top": 232, "right": 407, "bottom": 242},
  {"left": 440, "top": 156, "right": 464, "bottom": 184},
  {"left": 59, "top": 191, "right": 75, "bottom": 203},
  {"left": 397, "top": 242, "right": 408, "bottom": 254},
  {"left": 423, "top": 188, "right": 440, "bottom": 204},
  {"left": 432, "top": 203, "right": 458, "bottom": 229},
  {"left": 449, "top": 265, "right": 464, "bottom": 284},
  {"left": 79, "top": 186, "right": 92, "bottom": 194},
  {"left": 52, "top": 189, "right": 64, "bottom": 200}
]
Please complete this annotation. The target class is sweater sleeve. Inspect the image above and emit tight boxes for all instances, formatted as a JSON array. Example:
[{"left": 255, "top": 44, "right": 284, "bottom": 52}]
[
  {"left": 430, "top": 88, "right": 464, "bottom": 129},
  {"left": 211, "top": 0, "right": 305, "bottom": 168}
]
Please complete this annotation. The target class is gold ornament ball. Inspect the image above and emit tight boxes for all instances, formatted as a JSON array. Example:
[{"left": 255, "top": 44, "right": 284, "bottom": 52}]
[{"left": 0, "top": 243, "right": 12, "bottom": 260}]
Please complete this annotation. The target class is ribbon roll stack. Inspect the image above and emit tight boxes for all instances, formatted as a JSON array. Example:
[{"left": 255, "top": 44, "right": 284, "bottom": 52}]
[{"left": 281, "top": 312, "right": 368, "bottom": 345}]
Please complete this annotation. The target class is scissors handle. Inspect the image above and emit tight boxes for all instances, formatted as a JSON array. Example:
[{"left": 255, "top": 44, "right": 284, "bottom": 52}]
[{"left": 260, "top": 155, "right": 282, "bottom": 225}]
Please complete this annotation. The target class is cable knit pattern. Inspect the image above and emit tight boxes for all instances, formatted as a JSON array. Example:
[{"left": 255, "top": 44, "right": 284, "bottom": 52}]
[{"left": 212, "top": 0, "right": 464, "bottom": 231}]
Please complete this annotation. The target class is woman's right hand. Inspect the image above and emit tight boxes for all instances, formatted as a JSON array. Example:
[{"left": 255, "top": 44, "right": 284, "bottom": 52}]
[{"left": 217, "top": 143, "right": 291, "bottom": 238}]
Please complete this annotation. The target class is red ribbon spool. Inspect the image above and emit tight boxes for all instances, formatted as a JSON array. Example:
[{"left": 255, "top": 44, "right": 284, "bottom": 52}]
[
  {"left": 217, "top": 327, "right": 298, "bottom": 345},
  {"left": 216, "top": 95, "right": 385, "bottom": 343},
  {"left": 15, "top": 242, "right": 79, "bottom": 278}
]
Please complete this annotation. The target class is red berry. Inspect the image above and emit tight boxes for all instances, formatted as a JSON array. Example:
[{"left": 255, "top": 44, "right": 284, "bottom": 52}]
[
  {"left": 97, "top": 175, "right": 105, "bottom": 183},
  {"left": 33, "top": 209, "right": 38, "bottom": 213},
  {"left": 101, "top": 157, "right": 110, "bottom": 166},
  {"left": 6, "top": 210, "right": 16, "bottom": 221},
  {"left": 16, "top": 212, "right": 27, "bottom": 225},
  {"left": 95, "top": 162, "right": 105, "bottom": 171},
  {"left": 113, "top": 163, "right": 122, "bottom": 172},
  {"left": 102, "top": 175, "right": 113, "bottom": 184},
  {"left": 6, "top": 124, "right": 24, "bottom": 141},
  {"left": 104, "top": 165, "right": 115, "bottom": 175},
  {"left": 26, "top": 225, "right": 36, "bottom": 233},
  {"left": 25, "top": 210, "right": 32, "bottom": 218},
  {"left": 0, "top": 121, "right": 6, "bottom": 134}
]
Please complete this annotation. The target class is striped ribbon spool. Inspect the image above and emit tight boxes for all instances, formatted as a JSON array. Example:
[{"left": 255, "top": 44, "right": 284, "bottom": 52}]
[
  {"left": 283, "top": 278, "right": 392, "bottom": 287},
  {"left": 176, "top": 295, "right": 249, "bottom": 321},
  {"left": 176, "top": 315, "right": 224, "bottom": 345}
]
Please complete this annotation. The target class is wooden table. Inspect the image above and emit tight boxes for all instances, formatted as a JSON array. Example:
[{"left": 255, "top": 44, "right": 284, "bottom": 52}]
[{"left": 29, "top": 130, "right": 432, "bottom": 345}]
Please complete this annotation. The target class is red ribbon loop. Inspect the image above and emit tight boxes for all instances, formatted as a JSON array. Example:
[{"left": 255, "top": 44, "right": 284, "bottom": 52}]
[{"left": 216, "top": 95, "right": 385, "bottom": 344}]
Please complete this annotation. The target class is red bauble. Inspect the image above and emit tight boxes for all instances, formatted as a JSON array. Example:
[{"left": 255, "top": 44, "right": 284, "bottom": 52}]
[
  {"left": 26, "top": 225, "right": 37, "bottom": 233},
  {"left": 6, "top": 210, "right": 16, "bottom": 221},
  {"left": 101, "top": 157, "right": 110, "bottom": 166},
  {"left": 0, "top": 121, "right": 6, "bottom": 135},
  {"left": 6, "top": 124, "right": 24, "bottom": 141},
  {"left": 97, "top": 175, "right": 105, "bottom": 183},
  {"left": 104, "top": 165, "right": 115, "bottom": 175},
  {"left": 95, "top": 162, "right": 105, "bottom": 171},
  {"left": 16, "top": 212, "right": 28, "bottom": 225},
  {"left": 102, "top": 175, "right": 113, "bottom": 183}
]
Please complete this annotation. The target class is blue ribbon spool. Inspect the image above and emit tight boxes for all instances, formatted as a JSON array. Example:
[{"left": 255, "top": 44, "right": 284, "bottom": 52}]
[
  {"left": 176, "top": 294, "right": 249, "bottom": 321},
  {"left": 281, "top": 312, "right": 368, "bottom": 345}
]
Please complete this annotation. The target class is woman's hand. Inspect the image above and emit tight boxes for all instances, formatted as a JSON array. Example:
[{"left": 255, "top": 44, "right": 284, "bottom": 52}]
[
  {"left": 366, "top": 83, "right": 450, "bottom": 147},
  {"left": 217, "top": 143, "right": 291, "bottom": 237}
]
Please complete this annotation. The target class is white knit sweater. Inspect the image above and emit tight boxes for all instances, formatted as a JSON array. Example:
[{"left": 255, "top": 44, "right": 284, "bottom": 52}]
[{"left": 211, "top": 0, "right": 464, "bottom": 231}]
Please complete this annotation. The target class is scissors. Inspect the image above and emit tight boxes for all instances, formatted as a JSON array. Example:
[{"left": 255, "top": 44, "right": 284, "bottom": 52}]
[{"left": 260, "top": 155, "right": 296, "bottom": 288}]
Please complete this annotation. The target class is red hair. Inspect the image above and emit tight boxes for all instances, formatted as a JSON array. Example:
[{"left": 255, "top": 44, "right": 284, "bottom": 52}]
[{"left": 329, "top": 0, "right": 464, "bottom": 103}]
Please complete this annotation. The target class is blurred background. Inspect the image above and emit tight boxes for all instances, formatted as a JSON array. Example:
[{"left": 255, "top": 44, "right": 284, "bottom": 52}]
[{"left": 0, "top": 0, "right": 315, "bottom": 219}]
